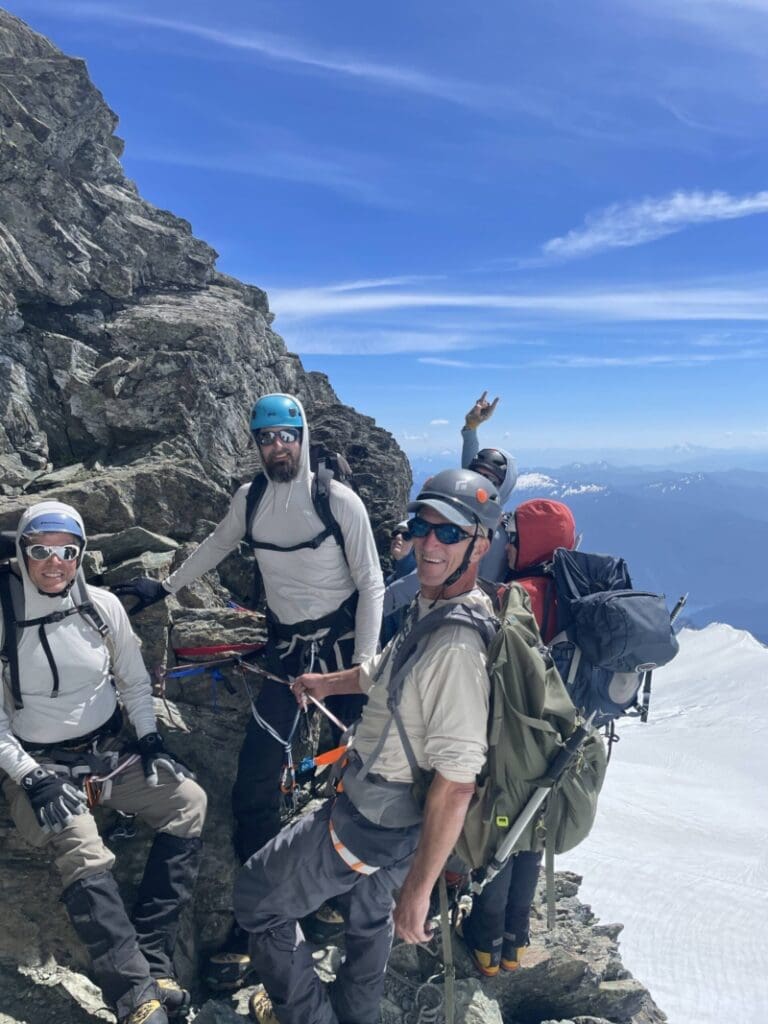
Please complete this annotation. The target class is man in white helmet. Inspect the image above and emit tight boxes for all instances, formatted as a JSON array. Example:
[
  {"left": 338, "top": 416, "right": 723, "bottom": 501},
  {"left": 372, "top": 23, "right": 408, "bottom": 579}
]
[
  {"left": 0, "top": 501, "right": 207, "bottom": 1024},
  {"left": 233, "top": 468, "right": 502, "bottom": 1024}
]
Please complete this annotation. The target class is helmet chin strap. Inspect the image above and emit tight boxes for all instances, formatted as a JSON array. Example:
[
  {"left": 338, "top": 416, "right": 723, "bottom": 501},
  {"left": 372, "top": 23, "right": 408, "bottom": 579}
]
[{"left": 431, "top": 531, "right": 479, "bottom": 605}]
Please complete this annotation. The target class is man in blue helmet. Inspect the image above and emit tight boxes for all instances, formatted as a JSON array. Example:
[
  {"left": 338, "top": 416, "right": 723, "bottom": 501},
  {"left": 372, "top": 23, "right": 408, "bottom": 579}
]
[
  {"left": 233, "top": 468, "right": 502, "bottom": 1024},
  {"left": 114, "top": 393, "right": 384, "bottom": 987},
  {"left": 0, "top": 501, "right": 207, "bottom": 1024}
]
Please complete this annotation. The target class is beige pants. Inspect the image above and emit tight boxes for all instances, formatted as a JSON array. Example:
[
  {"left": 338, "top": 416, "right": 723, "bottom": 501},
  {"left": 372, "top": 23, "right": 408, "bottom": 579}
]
[{"left": 3, "top": 753, "right": 207, "bottom": 889}]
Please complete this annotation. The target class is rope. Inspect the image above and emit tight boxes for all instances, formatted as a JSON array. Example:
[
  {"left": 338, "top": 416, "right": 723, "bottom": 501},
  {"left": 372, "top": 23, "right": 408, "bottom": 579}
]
[{"left": 172, "top": 641, "right": 264, "bottom": 658}]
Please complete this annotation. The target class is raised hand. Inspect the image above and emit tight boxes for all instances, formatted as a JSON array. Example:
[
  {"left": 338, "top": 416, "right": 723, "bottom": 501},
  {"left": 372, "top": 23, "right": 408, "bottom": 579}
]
[{"left": 464, "top": 391, "right": 500, "bottom": 430}]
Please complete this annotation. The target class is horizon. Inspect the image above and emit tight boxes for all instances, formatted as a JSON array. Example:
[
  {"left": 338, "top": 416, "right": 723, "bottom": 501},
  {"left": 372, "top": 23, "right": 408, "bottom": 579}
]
[{"left": 6, "top": 0, "right": 768, "bottom": 462}]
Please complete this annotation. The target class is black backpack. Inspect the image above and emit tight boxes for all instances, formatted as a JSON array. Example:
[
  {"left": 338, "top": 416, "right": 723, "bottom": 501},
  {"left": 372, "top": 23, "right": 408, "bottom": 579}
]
[
  {"left": 242, "top": 446, "right": 354, "bottom": 606},
  {"left": 542, "top": 548, "right": 680, "bottom": 727},
  {"left": 243, "top": 445, "right": 353, "bottom": 557}
]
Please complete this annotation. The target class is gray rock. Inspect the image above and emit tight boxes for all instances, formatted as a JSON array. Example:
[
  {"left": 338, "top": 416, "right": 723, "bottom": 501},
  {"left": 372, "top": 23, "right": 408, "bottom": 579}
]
[{"left": 89, "top": 527, "right": 179, "bottom": 565}]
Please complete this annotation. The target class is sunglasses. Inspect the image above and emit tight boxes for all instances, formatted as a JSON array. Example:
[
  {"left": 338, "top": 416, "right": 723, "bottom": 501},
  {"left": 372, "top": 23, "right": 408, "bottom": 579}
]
[
  {"left": 408, "top": 516, "right": 471, "bottom": 545},
  {"left": 25, "top": 543, "right": 81, "bottom": 562},
  {"left": 505, "top": 527, "right": 518, "bottom": 545},
  {"left": 256, "top": 427, "right": 301, "bottom": 447}
]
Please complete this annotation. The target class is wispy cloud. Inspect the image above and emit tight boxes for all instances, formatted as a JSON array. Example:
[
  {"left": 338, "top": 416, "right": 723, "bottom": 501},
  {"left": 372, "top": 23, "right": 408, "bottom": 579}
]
[
  {"left": 540, "top": 190, "right": 768, "bottom": 261},
  {"left": 624, "top": 0, "right": 768, "bottom": 58},
  {"left": 420, "top": 348, "right": 768, "bottom": 369},
  {"left": 40, "top": 2, "right": 509, "bottom": 111},
  {"left": 430, "top": 418, "right": 450, "bottom": 425},
  {"left": 130, "top": 146, "right": 391, "bottom": 205},
  {"left": 270, "top": 278, "right": 768, "bottom": 322}
]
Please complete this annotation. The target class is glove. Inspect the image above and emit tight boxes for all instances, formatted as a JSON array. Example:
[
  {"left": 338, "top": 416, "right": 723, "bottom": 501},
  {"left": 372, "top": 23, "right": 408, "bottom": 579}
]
[
  {"left": 111, "top": 576, "right": 169, "bottom": 614},
  {"left": 21, "top": 767, "right": 88, "bottom": 835},
  {"left": 138, "top": 732, "right": 195, "bottom": 787}
]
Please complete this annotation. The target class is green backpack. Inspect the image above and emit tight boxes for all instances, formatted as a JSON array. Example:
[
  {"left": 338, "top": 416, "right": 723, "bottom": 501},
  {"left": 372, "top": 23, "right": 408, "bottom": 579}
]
[
  {"left": 361, "top": 583, "right": 607, "bottom": 899},
  {"left": 455, "top": 583, "right": 607, "bottom": 877}
]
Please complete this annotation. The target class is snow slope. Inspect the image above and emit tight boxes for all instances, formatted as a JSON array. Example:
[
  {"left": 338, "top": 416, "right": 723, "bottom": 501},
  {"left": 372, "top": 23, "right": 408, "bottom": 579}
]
[{"left": 561, "top": 624, "right": 768, "bottom": 1024}]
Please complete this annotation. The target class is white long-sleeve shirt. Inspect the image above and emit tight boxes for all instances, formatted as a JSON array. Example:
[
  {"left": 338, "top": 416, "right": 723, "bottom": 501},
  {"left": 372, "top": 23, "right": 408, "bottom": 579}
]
[
  {"left": 165, "top": 397, "right": 384, "bottom": 663},
  {"left": 0, "top": 577, "right": 156, "bottom": 783}
]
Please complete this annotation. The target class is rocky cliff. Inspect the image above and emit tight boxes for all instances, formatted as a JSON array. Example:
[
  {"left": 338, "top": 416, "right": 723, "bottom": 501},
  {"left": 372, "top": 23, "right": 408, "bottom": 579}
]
[{"left": 0, "top": 9, "right": 666, "bottom": 1024}]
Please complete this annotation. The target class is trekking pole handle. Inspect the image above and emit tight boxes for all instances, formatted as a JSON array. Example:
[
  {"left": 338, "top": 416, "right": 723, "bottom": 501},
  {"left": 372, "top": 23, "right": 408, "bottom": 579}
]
[{"left": 670, "top": 593, "right": 688, "bottom": 624}]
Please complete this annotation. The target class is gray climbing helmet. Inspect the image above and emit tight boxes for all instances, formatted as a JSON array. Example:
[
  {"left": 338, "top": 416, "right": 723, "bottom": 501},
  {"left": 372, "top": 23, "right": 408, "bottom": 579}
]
[{"left": 408, "top": 468, "right": 502, "bottom": 538}]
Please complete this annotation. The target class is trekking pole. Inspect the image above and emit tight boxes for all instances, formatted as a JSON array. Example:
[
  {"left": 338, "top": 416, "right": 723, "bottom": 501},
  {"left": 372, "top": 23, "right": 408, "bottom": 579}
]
[
  {"left": 471, "top": 713, "right": 595, "bottom": 895},
  {"left": 639, "top": 592, "right": 688, "bottom": 724}
]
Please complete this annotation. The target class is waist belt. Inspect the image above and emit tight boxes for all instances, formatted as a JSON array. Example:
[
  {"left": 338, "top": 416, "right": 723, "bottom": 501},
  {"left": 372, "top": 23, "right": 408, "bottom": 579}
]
[
  {"left": 329, "top": 822, "right": 379, "bottom": 876},
  {"left": 266, "top": 591, "right": 358, "bottom": 645},
  {"left": 340, "top": 751, "right": 423, "bottom": 829},
  {"left": 16, "top": 705, "right": 123, "bottom": 755}
]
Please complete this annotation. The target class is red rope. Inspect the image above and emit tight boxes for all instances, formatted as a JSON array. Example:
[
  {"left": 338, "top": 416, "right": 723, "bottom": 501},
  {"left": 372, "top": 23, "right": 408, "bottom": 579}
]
[{"left": 172, "top": 642, "right": 265, "bottom": 658}]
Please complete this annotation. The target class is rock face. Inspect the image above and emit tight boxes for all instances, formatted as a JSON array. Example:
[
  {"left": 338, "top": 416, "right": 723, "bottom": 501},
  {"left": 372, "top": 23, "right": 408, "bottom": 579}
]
[{"left": 0, "top": 10, "right": 667, "bottom": 1024}]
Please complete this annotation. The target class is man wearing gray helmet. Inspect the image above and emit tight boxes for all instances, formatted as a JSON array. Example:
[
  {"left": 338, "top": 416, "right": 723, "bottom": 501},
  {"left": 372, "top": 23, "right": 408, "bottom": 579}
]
[{"left": 232, "top": 469, "right": 502, "bottom": 1024}]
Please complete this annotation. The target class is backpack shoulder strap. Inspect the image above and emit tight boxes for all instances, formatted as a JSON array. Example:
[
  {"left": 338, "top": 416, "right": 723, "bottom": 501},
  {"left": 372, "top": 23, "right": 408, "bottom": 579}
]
[
  {"left": 359, "top": 602, "right": 497, "bottom": 781},
  {"left": 0, "top": 563, "right": 23, "bottom": 710},
  {"left": 243, "top": 473, "right": 269, "bottom": 547},
  {"left": 312, "top": 468, "right": 348, "bottom": 564}
]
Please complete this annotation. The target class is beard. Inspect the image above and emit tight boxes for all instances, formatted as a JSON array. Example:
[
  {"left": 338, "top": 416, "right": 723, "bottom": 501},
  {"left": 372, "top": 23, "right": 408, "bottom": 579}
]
[{"left": 264, "top": 452, "right": 300, "bottom": 482}]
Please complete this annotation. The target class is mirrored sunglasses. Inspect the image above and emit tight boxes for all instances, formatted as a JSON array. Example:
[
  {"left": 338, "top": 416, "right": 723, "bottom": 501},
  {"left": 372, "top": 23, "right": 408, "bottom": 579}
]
[
  {"left": 256, "top": 427, "right": 301, "bottom": 447},
  {"left": 25, "top": 543, "right": 81, "bottom": 562},
  {"left": 408, "top": 516, "right": 470, "bottom": 545}
]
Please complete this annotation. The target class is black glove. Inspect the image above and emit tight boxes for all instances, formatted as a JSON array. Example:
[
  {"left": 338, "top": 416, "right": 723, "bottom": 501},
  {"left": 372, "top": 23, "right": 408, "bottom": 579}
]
[
  {"left": 111, "top": 576, "right": 169, "bottom": 614},
  {"left": 138, "top": 732, "right": 195, "bottom": 787},
  {"left": 21, "top": 766, "right": 88, "bottom": 835}
]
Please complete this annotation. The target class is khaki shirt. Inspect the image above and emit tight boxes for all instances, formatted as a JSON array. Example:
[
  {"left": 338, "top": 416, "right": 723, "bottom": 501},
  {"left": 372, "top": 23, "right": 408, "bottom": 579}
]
[{"left": 352, "top": 587, "right": 493, "bottom": 785}]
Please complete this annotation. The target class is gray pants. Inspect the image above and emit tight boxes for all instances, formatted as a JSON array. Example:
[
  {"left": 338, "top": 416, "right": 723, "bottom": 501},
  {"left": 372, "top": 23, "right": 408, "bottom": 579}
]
[
  {"left": 2, "top": 752, "right": 206, "bottom": 888},
  {"left": 234, "top": 796, "right": 420, "bottom": 1024}
]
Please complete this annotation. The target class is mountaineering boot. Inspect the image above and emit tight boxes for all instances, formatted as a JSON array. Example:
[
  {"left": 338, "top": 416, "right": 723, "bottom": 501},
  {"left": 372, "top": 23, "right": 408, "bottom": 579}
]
[
  {"left": 301, "top": 901, "right": 346, "bottom": 944},
  {"left": 456, "top": 918, "right": 501, "bottom": 977},
  {"left": 132, "top": 834, "right": 203, "bottom": 980},
  {"left": 156, "top": 976, "right": 190, "bottom": 1017},
  {"left": 204, "top": 922, "right": 254, "bottom": 991},
  {"left": 248, "top": 984, "right": 280, "bottom": 1024},
  {"left": 121, "top": 1000, "right": 168, "bottom": 1024},
  {"left": 501, "top": 932, "right": 529, "bottom": 972},
  {"left": 61, "top": 869, "right": 159, "bottom": 1021}
]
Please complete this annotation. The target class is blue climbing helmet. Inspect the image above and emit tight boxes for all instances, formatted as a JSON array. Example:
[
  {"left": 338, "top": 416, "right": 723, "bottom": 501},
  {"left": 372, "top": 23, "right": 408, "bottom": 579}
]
[
  {"left": 250, "top": 394, "right": 303, "bottom": 435},
  {"left": 22, "top": 510, "right": 84, "bottom": 540}
]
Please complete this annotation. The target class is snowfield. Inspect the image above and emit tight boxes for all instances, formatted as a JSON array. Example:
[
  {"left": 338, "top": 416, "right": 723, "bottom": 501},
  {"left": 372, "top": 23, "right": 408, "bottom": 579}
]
[{"left": 561, "top": 624, "right": 768, "bottom": 1024}]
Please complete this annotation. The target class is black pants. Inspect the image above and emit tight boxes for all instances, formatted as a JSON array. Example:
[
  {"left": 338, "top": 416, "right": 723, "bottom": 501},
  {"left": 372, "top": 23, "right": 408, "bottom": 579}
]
[
  {"left": 464, "top": 850, "right": 543, "bottom": 948},
  {"left": 231, "top": 637, "right": 364, "bottom": 864}
]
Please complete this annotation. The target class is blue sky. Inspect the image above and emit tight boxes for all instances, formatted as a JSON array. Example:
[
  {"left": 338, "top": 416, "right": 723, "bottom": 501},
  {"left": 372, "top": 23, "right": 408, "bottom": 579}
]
[{"left": 8, "top": 0, "right": 768, "bottom": 462}]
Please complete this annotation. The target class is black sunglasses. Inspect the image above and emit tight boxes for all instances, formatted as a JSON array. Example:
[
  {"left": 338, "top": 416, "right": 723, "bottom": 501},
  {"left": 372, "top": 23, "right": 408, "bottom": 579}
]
[
  {"left": 505, "top": 527, "right": 518, "bottom": 545},
  {"left": 408, "top": 516, "right": 471, "bottom": 546},
  {"left": 256, "top": 427, "right": 301, "bottom": 447}
]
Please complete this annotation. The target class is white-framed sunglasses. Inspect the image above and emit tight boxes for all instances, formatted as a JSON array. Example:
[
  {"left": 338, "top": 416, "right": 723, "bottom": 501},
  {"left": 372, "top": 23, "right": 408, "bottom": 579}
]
[{"left": 25, "top": 543, "right": 81, "bottom": 562}]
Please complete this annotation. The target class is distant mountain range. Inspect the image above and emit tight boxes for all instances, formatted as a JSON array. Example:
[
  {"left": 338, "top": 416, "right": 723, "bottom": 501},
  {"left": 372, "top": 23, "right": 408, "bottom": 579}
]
[{"left": 408, "top": 457, "right": 768, "bottom": 643}]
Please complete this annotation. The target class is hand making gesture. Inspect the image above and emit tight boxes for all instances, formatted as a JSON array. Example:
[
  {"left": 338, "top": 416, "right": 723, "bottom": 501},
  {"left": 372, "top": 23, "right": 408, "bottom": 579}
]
[{"left": 464, "top": 391, "right": 499, "bottom": 430}]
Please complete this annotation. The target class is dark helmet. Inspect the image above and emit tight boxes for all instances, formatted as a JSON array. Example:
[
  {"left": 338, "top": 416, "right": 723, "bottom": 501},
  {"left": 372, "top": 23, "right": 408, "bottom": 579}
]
[
  {"left": 250, "top": 394, "right": 303, "bottom": 434},
  {"left": 468, "top": 448, "right": 508, "bottom": 489},
  {"left": 408, "top": 468, "right": 501, "bottom": 537}
]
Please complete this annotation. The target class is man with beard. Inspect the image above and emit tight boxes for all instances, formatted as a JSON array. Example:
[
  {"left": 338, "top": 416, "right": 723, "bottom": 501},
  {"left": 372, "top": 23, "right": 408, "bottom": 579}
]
[{"left": 113, "top": 393, "right": 384, "bottom": 987}]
